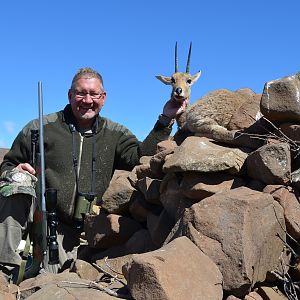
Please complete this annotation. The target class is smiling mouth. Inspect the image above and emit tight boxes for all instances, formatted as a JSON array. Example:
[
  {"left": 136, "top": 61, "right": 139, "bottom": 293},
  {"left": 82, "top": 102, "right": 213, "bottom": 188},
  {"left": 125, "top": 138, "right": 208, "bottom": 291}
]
[{"left": 77, "top": 105, "right": 93, "bottom": 112}]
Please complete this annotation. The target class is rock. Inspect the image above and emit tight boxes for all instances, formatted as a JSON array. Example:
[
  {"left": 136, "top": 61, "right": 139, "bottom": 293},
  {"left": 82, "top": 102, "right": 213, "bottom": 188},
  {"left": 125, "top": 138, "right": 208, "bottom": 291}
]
[
  {"left": 133, "top": 163, "right": 153, "bottom": 180},
  {"left": 278, "top": 123, "right": 300, "bottom": 164},
  {"left": 84, "top": 213, "right": 142, "bottom": 249},
  {"left": 156, "top": 140, "right": 177, "bottom": 153},
  {"left": 70, "top": 259, "right": 99, "bottom": 281},
  {"left": 181, "top": 187, "right": 286, "bottom": 297},
  {"left": 91, "top": 229, "right": 157, "bottom": 262},
  {"left": 139, "top": 156, "right": 152, "bottom": 165},
  {"left": 247, "top": 142, "right": 291, "bottom": 185},
  {"left": 19, "top": 272, "right": 83, "bottom": 299},
  {"left": 260, "top": 73, "right": 300, "bottom": 123},
  {"left": 263, "top": 185, "right": 300, "bottom": 240},
  {"left": 129, "top": 191, "right": 162, "bottom": 223},
  {"left": 96, "top": 254, "right": 133, "bottom": 278},
  {"left": 226, "top": 296, "right": 242, "bottom": 300},
  {"left": 135, "top": 177, "right": 162, "bottom": 205},
  {"left": 256, "top": 286, "right": 288, "bottom": 299},
  {"left": 0, "top": 271, "right": 18, "bottom": 300},
  {"left": 147, "top": 210, "right": 175, "bottom": 247},
  {"left": 100, "top": 170, "right": 136, "bottom": 214},
  {"left": 159, "top": 173, "right": 195, "bottom": 221},
  {"left": 244, "top": 291, "right": 263, "bottom": 299},
  {"left": 0, "top": 291, "right": 16, "bottom": 300},
  {"left": 124, "top": 229, "right": 157, "bottom": 255},
  {"left": 123, "top": 236, "right": 223, "bottom": 300},
  {"left": 279, "top": 123, "right": 300, "bottom": 143},
  {"left": 163, "top": 136, "right": 248, "bottom": 175},
  {"left": 246, "top": 179, "right": 266, "bottom": 191},
  {"left": 179, "top": 171, "right": 246, "bottom": 200},
  {"left": 24, "top": 282, "right": 119, "bottom": 299},
  {"left": 149, "top": 148, "right": 175, "bottom": 179}
]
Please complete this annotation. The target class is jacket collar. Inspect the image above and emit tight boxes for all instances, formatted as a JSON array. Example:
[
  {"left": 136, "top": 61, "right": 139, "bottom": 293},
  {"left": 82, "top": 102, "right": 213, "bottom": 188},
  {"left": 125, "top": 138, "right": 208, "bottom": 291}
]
[{"left": 62, "top": 104, "right": 104, "bottom": 133}]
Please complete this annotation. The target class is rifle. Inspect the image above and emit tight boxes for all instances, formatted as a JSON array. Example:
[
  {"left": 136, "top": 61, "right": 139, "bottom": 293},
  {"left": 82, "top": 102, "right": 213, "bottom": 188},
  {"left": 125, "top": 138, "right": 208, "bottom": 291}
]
[
  {"left": 23, "top": 82, "right": 59, "bottom": 280},
  {"left": 37, "top": 80, "right": 48, "bottom": 269}
]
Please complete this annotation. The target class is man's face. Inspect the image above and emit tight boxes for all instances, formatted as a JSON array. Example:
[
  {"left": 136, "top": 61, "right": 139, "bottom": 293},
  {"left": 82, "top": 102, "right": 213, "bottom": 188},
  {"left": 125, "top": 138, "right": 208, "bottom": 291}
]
[{"left": 68, "top": 77, "right": 106, "bottom": 128}]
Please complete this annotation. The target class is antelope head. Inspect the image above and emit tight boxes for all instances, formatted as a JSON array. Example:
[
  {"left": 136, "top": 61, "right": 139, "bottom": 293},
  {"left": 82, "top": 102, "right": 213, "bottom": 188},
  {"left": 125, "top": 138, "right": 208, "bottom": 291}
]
[{"left": 156, "top": 42, "right": 201, "bottom": 104}]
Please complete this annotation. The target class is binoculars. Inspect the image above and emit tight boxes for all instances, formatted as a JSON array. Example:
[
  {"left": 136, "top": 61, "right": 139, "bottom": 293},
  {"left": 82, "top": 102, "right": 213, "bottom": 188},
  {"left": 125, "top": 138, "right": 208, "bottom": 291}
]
[{"left": 73, "top": 192, "right": 96, "bottom": 229}]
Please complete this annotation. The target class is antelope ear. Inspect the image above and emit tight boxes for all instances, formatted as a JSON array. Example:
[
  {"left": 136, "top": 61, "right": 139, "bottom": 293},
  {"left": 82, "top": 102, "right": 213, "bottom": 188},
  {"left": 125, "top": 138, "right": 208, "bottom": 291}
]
[
  {"left": 156, "top": 75, "right": 173, "bottom": 85},
  {"left": 191, "top": 71, "right": 202, "bottom": 84}
]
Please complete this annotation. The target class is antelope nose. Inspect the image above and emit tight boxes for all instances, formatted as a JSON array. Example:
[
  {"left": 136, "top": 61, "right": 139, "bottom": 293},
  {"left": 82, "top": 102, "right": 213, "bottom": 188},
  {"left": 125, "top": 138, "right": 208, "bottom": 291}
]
[{"left": 175, "top": 87, "right": 182, "bottom": 96}]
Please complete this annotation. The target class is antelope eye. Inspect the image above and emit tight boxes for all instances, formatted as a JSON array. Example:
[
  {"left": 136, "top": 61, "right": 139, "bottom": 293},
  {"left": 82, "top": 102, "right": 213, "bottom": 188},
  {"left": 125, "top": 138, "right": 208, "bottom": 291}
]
[
  {"left": 187, "top": 79, "right": 192, "bottom": 84},
  {"left": 171, "top": 77, "right": 175, "bottom": 83}
]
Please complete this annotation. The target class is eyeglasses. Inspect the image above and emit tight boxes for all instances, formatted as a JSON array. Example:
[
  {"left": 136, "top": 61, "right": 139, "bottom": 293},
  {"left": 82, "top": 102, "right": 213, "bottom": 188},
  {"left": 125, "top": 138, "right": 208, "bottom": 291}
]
[{"left": 74, "top": 90, "right": 104, "bottom": 100}]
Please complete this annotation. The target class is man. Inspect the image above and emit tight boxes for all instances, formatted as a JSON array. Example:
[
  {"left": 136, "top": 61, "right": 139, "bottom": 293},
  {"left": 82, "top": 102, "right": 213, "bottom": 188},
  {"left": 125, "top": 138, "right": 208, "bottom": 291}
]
[{"left": 0, "top": 67, "right": 187, "bottom": 279}]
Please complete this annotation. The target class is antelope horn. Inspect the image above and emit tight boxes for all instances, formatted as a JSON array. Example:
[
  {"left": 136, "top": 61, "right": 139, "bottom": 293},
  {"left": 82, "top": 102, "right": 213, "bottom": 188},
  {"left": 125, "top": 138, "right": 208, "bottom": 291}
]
[
  {"left": 175, "top": 42, "right": 178, "bottom": 73},
  {"left": 186, "top": 42, "right": 192, "bottom": 73}
]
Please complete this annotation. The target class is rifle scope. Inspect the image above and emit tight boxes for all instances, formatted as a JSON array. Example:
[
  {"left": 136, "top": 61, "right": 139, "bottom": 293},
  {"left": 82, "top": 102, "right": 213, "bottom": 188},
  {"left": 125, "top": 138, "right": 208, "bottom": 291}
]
[{"left": 45, "top": 188, "right": 59, "bottom": 265}]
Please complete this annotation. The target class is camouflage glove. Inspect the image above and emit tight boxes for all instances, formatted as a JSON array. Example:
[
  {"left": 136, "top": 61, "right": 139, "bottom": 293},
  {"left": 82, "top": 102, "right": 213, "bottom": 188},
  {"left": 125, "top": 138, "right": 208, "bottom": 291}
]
[{"left": 0, "top": 168, "right": 37, "bottom": 197}]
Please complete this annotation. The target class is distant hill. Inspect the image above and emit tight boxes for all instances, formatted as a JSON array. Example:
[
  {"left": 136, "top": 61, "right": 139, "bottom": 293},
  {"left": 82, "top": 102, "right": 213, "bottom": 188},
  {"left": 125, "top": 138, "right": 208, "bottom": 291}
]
[{"left": 0, "top": 148, "right": 8, "bottom": 164}]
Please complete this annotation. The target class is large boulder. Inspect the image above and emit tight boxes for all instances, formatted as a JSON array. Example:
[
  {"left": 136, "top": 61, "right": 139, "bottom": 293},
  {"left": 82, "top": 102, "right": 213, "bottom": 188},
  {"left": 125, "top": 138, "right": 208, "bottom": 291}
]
[
  {"left": 163, "top": 136, "right": 248, "bottom": 175},
  {"left": 123, "top": 236, "right": 223, "bottom": 300},
  {"left": 180, "top": 187, "right": 286, "bottom": 297},
  {"left": 247, "top": 142, "right": 291, "bottom": 185},
  {"left": 260, "top": 73, "right": 300, "bottom": 123}
]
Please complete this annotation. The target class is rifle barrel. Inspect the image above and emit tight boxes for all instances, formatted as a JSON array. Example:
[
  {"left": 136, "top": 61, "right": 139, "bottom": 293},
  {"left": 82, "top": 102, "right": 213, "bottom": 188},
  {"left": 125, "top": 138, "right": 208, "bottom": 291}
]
[
  {"left": 38, "top": 81, "right": 46, "bottom": 213},
  {"left": 38, "top": 81, "right": 48, "bottom": 268}
]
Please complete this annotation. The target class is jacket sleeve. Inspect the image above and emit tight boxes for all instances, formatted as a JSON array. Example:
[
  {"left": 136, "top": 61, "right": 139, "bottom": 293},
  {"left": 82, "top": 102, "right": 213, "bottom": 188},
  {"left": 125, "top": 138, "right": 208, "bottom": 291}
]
[
  {"left": 0, "top": 121, "right": 36, "bottom": 174},
  {"left": 138, "top": 120, "right": 173, "bottom": 156},
  {"left": 115, "top": 119, "right": 173, "bottom": 171}
]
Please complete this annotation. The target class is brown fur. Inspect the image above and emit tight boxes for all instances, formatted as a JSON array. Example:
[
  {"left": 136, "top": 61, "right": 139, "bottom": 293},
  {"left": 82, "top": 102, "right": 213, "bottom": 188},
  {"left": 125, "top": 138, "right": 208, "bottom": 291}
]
[{"left": 184, "top": 88, "right": 257, "bottom": 140}]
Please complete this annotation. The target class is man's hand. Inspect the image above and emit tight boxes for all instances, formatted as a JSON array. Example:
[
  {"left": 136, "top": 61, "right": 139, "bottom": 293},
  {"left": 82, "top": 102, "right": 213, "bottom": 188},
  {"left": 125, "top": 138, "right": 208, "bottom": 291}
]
[
  {"left": 162, "top": 98, "right": 189, "bottom": 119},
  {"left": 16, "top": 163, "right": 36, "bottom": 175}
]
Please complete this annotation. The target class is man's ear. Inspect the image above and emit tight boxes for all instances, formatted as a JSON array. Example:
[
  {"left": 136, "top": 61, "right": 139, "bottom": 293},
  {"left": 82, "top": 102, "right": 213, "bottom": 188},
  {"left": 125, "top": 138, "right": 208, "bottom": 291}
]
[
  {"left": 156, "top": 75, "right": 173, "bottom": 85},
  {"left": 68, "top": 89, "right": 72, "bottom": 103},
  {"left": 101, "top": 92, "right": 107, "bottom": 105}
]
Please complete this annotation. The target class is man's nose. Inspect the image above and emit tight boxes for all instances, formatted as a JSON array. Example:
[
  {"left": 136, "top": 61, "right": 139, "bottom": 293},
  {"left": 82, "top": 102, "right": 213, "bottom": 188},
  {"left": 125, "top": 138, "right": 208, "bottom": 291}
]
[{"left": 83, "top": 94, "right": 93, "bottom": 102}]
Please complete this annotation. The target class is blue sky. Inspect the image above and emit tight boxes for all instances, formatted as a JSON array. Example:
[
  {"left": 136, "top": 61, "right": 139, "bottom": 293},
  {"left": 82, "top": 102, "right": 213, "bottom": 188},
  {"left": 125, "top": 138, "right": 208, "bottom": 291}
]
[{"left": 1, "top": 0, "right": 300, "bottom": 148}]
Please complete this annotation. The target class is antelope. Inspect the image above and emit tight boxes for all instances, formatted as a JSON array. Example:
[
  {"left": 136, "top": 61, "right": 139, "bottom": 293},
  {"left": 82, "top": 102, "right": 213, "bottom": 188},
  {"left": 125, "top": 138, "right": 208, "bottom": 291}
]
[
  {"left": 157, "top": 44, "right": 259, "bottom": 146},
  {"left": 156, "top": 42, "right": 201, "bottom": 129}
]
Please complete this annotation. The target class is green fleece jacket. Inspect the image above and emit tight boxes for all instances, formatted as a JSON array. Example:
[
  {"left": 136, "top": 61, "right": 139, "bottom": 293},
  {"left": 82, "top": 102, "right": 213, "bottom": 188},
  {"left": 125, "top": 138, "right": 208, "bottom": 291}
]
[{"left": 0, "top": 104, "right": 172, "bottom": 223}]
